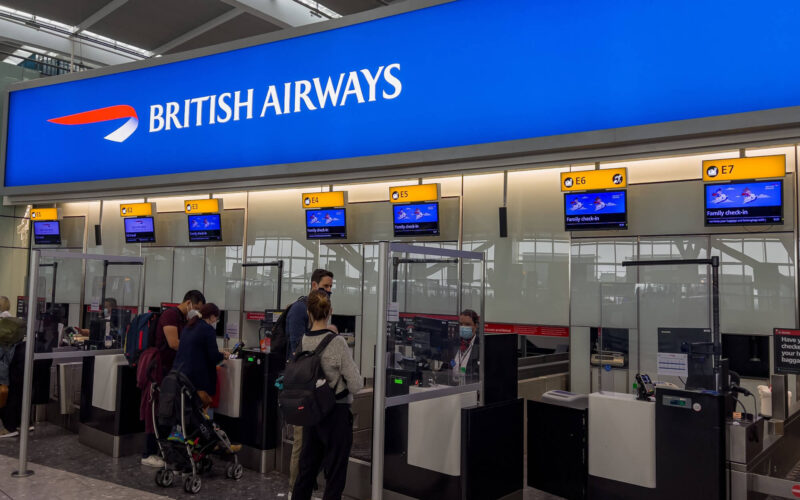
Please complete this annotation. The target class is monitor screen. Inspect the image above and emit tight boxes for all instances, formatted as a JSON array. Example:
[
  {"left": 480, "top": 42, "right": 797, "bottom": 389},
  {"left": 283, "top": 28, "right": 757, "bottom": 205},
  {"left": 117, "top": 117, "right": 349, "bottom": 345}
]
[
  {"left": 393, "top": 202, "right": 440, "bottom": 237},
  {"left": 564, "top": 190, "right": 627, "bottom": 231},
  {"left": 33, "top": 220, "right": 61, "bottom": 245},
  {"left": 722, "top": 334, "right": 770, "bottom": 379},
  {"left": 705, "top": 179, "right": 783, "bottom": 226},
  {"left": 305, "top": 209, "right": 346, "bottom": 239},
  {"left": 188, "top": 214, "right": 222, "bottom": 242},
  {"left": 124, "top": 217, "right": 155, "bottom": 243}
]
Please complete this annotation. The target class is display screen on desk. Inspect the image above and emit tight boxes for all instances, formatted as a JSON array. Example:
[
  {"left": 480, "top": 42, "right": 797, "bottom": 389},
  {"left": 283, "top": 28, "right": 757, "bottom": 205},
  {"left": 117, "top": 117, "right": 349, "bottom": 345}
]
[
  {"left": 564, "top": 190, "right": 627, "bottom": 231},
  {"left": 704, "top": 179, "right": 783, "bottom": 226},
  {"left": 33, "top": 220, "right": 61, "bottom": 245},
  {"left": 188, "top": 213, "right": 222, "bottom": 242},
  {"left": 306, "top": 209, "right": 346, "bottom": 239},
  {"left": 393, "top": 202, "right": 440, "bottom": 237},
  {"left": 124, "top": 216, "right": 155, "bottom": 243}
]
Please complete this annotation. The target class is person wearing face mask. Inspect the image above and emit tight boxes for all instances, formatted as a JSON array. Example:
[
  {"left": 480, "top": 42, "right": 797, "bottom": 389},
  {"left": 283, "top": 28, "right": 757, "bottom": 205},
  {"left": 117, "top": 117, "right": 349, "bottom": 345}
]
[
  {"left": 453, "top": 309, "right": 480, "bottom": 380},
  {"left": 286, "top": 268, "right": 336, "bottom": 492},
  {"left": 173, "top": 302, "right": 228, "bottom": 410}
]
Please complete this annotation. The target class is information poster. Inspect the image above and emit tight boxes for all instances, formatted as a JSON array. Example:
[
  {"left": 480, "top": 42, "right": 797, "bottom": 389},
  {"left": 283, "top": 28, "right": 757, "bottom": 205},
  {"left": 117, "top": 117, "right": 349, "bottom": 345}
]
[{"left": 774, "top": 328, "right": 800, "bottom": 374}]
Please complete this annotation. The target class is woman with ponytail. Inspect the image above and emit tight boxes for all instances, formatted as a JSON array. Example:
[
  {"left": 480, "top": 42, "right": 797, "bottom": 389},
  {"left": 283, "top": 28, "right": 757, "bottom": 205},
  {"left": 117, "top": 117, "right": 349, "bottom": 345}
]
[{"left": 292, "top": 289, "right": 363, "bottom": 500}]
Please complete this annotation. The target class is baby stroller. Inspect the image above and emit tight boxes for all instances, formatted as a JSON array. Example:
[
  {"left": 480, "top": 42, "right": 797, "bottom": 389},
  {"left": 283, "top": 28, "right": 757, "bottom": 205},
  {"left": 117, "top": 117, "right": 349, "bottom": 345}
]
[{"left": 151, "top": 370, "right": 243, "bottom": 494}]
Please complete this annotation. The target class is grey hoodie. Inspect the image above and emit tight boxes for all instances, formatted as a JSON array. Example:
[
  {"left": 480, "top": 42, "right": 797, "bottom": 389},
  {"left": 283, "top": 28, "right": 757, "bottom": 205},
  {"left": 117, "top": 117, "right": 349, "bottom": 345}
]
[{"left": 301, "top": 329, "right": 363, "bottom": 404}]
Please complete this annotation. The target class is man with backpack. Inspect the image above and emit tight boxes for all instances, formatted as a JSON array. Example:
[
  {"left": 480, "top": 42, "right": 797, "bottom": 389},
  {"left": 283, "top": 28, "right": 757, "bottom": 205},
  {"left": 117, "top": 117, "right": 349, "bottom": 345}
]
[
  {"left": 140, "top": 290, "right": 205, "bottom": 468},
  {"left": 285, "top": 269, "right": 334, "bottom": 491}
]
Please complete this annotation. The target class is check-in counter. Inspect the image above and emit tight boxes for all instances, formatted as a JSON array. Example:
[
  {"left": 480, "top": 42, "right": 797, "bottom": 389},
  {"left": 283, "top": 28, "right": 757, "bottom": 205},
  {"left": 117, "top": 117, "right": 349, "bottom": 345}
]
[
  {"left": 78, "top": 352, "right": 144, "bottom": 457},
  {"left": 216, "top": 349, "right": 282, "bottom": 474}
]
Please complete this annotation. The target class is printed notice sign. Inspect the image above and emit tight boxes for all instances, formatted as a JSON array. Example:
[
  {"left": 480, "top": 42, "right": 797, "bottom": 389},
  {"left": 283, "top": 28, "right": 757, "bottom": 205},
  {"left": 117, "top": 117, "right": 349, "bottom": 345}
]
[
  {"left": 387, "top": 302, "right": 399, "bottom": 323},
  {"left": 774, "top": 328, "right": 800, "bottom": 374},
  {"left": 657, "top": 352, "right": 688, "bottom": 377}
]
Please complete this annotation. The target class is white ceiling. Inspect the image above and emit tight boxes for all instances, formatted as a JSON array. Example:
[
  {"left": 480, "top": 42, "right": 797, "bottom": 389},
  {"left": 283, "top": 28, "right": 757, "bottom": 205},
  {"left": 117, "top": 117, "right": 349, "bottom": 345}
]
[{"left": 0, "top": 0, "right": 403, "bottom": 69}]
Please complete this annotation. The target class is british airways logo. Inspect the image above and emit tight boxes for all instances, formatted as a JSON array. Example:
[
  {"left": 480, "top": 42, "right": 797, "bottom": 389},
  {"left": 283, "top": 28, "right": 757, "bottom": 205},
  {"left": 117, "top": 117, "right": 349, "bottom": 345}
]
[
  {"left": 46, "top": 63, "right": 402, "bottom": 144},
  {"left": 48, "top": 104, "right": 139, "bottom": 142}
]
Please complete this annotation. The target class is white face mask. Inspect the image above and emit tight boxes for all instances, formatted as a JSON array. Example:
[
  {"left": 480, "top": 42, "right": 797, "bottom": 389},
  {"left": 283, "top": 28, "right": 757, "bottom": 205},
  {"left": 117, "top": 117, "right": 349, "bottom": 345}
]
[{"left": 187, "top": 309, "right": 200, "bottom": 320}]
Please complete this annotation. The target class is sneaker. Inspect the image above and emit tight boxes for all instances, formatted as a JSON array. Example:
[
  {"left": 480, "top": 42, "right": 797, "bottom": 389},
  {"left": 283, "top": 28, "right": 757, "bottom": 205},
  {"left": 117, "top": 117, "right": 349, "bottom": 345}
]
[
  {"left": 0, "top": 428, "right": 19, "bottom": 439},
  {"left": 141, "top": 455, "right": 165, "bottom": 468}
]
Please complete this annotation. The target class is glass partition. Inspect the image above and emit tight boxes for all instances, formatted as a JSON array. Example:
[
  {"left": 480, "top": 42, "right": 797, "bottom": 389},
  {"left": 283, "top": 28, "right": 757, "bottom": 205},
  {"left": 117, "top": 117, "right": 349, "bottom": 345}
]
[
  {"left": 599, "top": 258, "right": 715, "bottom": 395},
  {"left": 374, "top": 243, "right": 485, "bottom": 496}
]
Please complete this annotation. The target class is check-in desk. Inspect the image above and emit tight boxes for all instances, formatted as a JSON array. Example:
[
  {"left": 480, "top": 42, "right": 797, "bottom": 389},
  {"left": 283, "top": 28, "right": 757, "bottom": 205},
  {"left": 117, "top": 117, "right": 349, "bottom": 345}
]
[
  {"left": 78, "top": 353, "right": 144, "bottom": 457},
  {"left": 215, "top": 349, "right": 282, "bottom": 473}
]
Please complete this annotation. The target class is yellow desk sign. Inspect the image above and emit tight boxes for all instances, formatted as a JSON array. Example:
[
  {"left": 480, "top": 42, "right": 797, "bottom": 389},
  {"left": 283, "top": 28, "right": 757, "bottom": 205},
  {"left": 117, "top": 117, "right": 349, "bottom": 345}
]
[
  {"left": 702, "top": 155, "right": 785, "bottom": 182},
  {"left": 301, "top": 191, "right": 346, "bottom": 209},
  {"left": 30, "top": 208, "right": 58, "bottom": 220},
  {"left": 561, "top": 168, "right": 627, "bottom": 192},
  {"left": 389, "top": 184, "right": 439, "bottom": 203},
  {"left": 184, "top": 198, "right": 221, "bottom": 214},
  {"left": 119, "top": 202, "right": 154, "bottom": 217}
]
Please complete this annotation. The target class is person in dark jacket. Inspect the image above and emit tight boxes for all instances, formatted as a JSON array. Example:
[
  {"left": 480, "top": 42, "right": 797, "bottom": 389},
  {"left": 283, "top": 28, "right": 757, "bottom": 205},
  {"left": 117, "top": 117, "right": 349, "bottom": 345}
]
[{"left": 173, "top": 303, "right": 227, "bottom": 410}]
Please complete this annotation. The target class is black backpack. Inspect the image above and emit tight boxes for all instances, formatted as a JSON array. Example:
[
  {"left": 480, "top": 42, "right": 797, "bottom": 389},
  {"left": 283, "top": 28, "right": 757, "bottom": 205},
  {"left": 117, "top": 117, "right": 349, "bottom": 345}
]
[
  {"left": 270, "top": 296, "right": 305, "bottom": 360},
  {"left": 278, "top": 332, "right": 338, "bottom": 426}
]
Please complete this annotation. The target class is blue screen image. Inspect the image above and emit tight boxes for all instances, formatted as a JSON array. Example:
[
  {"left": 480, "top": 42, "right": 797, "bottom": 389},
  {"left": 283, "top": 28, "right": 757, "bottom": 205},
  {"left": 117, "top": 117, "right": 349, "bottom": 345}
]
[
  {"left": 306, "top": 209, "right": 346, "bottom": 239},
  {"left": 188, "top": 214, "right": 222, "bottom": 241},
  {"left": 188, "top": 214, "right": 221, "bottom": 231},
  {"left": 124, "top": 217, "right": 155, "bottom": 233},
  {"left": 704, "top": 180, "right": 783, "bottom": 225},
  {"left": 306, "top": 209, "right": 345, "bottom": 227},
  {"left": 393, "top": 203, "right": 439, "bottom": 223},
  {"left": 565, "top": 191, "right": 626, "bottom": 214},
  {"left": 705, "top": 181, "right": 782, "bottom": 209},
  {"left": 33, "top": 221, "right": 61, "bottom": 245},
  {"left": 564, "top": 190, "right": 627, "bottom": 231}
]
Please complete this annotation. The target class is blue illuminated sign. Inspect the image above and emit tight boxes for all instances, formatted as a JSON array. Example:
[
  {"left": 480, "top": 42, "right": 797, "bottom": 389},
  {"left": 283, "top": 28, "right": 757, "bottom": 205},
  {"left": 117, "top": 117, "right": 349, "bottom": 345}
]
[{"left": 6, "top": 0, "right": 800, "bottom": 188}]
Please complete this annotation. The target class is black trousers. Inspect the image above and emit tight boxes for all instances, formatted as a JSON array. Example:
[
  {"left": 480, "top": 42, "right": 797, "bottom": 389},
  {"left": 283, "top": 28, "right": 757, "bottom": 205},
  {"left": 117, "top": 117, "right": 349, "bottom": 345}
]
[
  {"left": 292, "top": 404, "right": 353, "bottom": 500},
  {"left": 1, "top": 343, "right": 26, "bottom": 432}
]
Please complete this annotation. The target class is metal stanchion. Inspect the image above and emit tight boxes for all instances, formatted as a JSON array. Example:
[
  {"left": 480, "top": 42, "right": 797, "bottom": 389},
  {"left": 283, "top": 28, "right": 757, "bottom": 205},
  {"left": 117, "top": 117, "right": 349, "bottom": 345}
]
[
  {"left": 370, "top": 242, "right": 389, "bottom": 500},
  {"left": 12, "top": 249, "right": 39, "bottom": 478}
]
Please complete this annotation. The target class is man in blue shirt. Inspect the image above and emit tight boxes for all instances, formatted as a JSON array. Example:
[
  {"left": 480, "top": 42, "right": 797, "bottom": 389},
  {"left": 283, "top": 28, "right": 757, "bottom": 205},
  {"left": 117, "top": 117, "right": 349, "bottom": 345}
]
[
  {"left": 286, "top": 269, "right": 334, "bottom": 357},
  {"left": 287, "top": 268, "right": 334, "bottom": 492}
]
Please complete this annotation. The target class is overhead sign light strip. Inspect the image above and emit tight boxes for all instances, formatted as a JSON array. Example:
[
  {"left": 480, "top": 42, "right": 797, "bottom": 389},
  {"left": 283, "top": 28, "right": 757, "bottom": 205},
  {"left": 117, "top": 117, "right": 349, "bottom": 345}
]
[{"left": 7, "top": 1, "right": 800, "bottom": 192}]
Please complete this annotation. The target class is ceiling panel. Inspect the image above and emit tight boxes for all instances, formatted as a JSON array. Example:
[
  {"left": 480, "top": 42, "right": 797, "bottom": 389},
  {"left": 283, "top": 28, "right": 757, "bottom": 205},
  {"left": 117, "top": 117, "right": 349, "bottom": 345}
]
[
  {"left": 0, "top": 0, "right": 110, "bottom": 26},
  {"left": 317, "top": 0, "right": 383, "bottom": 16},
  {"left": 166, "top": 12, "right": 281, "bottom": 55},
  {"left": 89, "top": 0, "right": 234, "bottom": 51}
]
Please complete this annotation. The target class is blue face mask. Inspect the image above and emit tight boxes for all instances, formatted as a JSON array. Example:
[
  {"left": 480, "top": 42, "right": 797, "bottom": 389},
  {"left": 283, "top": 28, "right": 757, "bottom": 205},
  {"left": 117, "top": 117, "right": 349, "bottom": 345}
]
[{"left": 459, "top": 326, "right": 473, "bottom": 340}]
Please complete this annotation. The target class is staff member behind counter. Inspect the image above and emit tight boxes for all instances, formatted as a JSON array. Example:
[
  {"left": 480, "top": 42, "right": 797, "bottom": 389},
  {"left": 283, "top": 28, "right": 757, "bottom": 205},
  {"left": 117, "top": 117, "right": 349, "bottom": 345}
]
[{"left": 453, "top": 309, "right": 480, "bottom": 379}]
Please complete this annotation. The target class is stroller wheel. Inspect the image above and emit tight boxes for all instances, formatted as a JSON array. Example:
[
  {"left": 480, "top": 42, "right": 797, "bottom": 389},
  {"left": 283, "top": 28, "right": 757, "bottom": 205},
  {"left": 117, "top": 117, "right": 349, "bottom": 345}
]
[
  {"left": 154, "top": 470, "right": 163, "bottom": 487},
  {"left": 184, "top": 475, "right": 202, "bottom": 494},
  {"left": 226, "top": 462, "right": 243, "bottom": 480},
  {"left": 161, "top": 470, "right": 174, "bottom": 487}
]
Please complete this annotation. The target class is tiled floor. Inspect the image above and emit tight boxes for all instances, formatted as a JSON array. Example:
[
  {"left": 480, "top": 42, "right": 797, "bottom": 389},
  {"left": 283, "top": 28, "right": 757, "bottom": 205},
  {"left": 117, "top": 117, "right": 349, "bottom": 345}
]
[{"left": 0, "top": 423, "right": 564, "bottom": 499}]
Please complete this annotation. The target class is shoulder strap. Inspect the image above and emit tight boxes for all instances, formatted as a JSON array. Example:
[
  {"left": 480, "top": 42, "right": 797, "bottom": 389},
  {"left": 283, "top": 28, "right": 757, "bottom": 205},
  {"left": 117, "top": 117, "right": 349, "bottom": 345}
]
[{"left": 312, "top": 332, "right": 338, "bottom": 355}]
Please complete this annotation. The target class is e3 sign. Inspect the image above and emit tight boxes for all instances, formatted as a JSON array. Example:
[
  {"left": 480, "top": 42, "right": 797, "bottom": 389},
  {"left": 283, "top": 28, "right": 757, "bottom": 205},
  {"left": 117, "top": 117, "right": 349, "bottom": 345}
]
[
  {"left": 702, "top": 155, "right": 785, "bottom": 182},
  {"left": 561, "top": 168, "right": 627, "bottom": 192}
]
